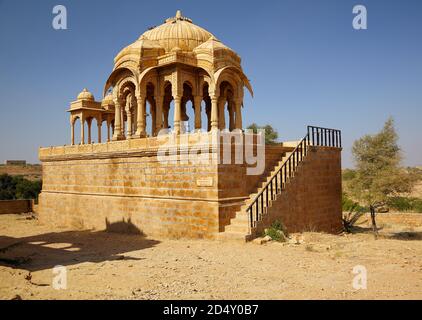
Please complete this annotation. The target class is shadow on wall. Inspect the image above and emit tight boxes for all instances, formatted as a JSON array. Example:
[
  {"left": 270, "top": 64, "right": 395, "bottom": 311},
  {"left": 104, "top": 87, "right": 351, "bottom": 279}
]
[
  {"left": 105, "top": 217, "right": 144, "bottom": 235},
  {"left": 0, "top": 219, "right": 159, "bottom": 272}
]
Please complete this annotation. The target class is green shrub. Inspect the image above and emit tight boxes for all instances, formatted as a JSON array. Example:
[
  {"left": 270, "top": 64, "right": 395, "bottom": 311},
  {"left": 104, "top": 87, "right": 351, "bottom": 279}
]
[
  {"left": 0, "top": 174, "right": 42, "bottom": 201},
  {"left": 247, "top": 123, "right": 279, "bottom": 145},
  {"left": 264, "top": 220, "right": 288, "bottom": 241},
  {"left": 342, "top": 169, "right": 356, "bottom": 181},
  {"left": 342, "top": 193, "right": 367, "bottom": 213},
  {"left": 388, "top": 196, "right": 422, "bottom": 213}
]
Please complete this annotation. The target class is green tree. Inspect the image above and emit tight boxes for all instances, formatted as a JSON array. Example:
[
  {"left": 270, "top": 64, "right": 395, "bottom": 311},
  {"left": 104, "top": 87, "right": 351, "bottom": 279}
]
[
  {"left": 0, "top": 174, "right": 16, "bottom": 200},
  {"left": 15, "top": 178, "right": 42, "bottom": 200},
  {"left": 349, "top": 117, "right": 414, "bottom": 236},
  {"left": 0, "top": 174, "right": 42, "bottom": 201},
  {"left": 247, "top": 123, "right": 279, "bottom": 145}
]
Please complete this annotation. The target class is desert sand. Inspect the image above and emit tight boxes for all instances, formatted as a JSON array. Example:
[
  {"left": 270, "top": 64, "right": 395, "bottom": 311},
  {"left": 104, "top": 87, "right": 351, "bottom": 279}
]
[{"left": 1, "top": 213, "right": 421, "bottom": 300}]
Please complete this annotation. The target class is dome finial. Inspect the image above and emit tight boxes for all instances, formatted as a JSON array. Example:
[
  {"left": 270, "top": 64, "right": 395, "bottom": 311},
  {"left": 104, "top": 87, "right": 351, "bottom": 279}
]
[
  {"left": 77, "top": 88, "right": 94, "bottom": 101},
  {"left": 176, "top": 10, "right": 182, "bottom": 19}
]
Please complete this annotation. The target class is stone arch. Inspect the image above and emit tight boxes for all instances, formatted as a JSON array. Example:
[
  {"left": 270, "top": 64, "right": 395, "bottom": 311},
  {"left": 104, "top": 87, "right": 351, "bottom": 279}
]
[
  {"left": 214, "top": 66, "right": 252, "bottom": 98},
  {"left": 103, "top": 67, "right": 138, "bottom": 98},
  {"left": 119, "top": 82, "right": 136, "bottom": 138},
  {"left": 71, "top": 115, "right": 82, "bottom": 145}
]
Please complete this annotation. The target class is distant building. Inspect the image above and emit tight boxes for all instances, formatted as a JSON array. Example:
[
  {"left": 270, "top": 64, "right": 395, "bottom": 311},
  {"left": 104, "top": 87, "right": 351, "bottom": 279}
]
[{"left": 5, "top": 160, "right": 26, "bottom": 166}]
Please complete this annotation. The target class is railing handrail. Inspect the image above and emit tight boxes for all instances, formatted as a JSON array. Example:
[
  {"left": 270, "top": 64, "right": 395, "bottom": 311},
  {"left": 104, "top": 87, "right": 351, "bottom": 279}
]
[
  {"left": 245, "top": 125, "right": 342, "bottom": 231},
  {"left": 307, "top": 125, "right": 341, "bottom": 132},
  {"left": 247, "top": 134, "right": 308, "bottom": 206}
]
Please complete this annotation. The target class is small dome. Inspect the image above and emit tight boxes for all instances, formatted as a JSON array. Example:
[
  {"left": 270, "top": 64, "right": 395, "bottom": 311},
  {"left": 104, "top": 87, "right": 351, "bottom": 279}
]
[
  {"left": 194, "top": 36, "right": 234, "bottom": 52},
  {"left": 77, "top": 88, "right": 94, "bottom": 101},
  {"left": 101, "top": 93, "right": 114, "bottom": 106}
]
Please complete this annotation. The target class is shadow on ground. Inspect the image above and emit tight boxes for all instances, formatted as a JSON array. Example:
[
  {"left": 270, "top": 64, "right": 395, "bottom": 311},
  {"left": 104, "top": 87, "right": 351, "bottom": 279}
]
[
  {"left": 380, "top": 231, "right": 422, "bottom": 241},
  {"left": 0, "top": 219, "right": 160, "bottom": 272},
  {"left": 349, "top": 225, "right": 384, "bottom": 234},
  {"left": 349, "top": 225, "right": 422, "bottom": 241}
]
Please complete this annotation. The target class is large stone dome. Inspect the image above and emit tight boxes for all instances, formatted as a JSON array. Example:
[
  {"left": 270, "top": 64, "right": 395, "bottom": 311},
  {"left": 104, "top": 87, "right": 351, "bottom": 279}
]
[{"left": 141, "top": 10, "right": 213, "bottom": 53}]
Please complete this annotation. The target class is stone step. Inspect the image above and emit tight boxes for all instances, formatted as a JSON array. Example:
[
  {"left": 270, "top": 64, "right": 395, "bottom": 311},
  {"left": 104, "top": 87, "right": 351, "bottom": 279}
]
[
  {"left": 224, "top": 222, "right": 250, "bottom": 234},
  {"left": 216, "top": 231, "right": 248, "bottom": 241},
  {"left": 220, "top": 149, "right": 303, "bottom": 241}
]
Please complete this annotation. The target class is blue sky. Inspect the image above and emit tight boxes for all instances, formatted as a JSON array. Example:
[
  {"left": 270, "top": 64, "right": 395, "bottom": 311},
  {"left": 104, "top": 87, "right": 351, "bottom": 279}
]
[{"left": 0, "top": 0, "right": 421, "bottom": 167}]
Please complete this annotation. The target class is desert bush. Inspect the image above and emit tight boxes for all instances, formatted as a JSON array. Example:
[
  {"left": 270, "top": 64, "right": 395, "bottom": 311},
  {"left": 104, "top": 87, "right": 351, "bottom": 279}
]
[
  {"left": 342, "top": 205, "right": 365, "bottom": 233},
  {"left": 264, "top": 220, "right": 288, "bottom": 241},
  {"left": 388, "top": 196, "right": 422, "bottom": 213},
  {"left": 342, "top": 169, "right": 356, "bottom": 181},
  {"left": 342, "top": 193, "right": 366, "bottom": 213}
]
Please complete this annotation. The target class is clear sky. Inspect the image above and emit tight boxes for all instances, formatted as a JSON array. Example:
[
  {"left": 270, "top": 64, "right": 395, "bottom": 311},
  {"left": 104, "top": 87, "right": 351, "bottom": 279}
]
[{"left": 0, "top": 0, "right": 421, "bottom": 167}]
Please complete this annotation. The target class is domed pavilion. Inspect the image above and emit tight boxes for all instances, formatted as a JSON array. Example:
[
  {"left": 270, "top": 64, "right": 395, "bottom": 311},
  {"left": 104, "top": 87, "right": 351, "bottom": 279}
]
[
  {"left": 69, "top": 10, "right": 253, "bottom": 145},
  {"left": 40, "top": 11, "right": 342, "bottom": 241}
]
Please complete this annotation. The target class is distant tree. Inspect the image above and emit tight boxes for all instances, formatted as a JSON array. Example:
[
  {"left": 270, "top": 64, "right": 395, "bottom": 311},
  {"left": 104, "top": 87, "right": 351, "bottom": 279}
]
[
  {"left": 15, "top": 178, "right": 42, "bottom": 200},
  {"left": 349, "top": 117, "right": 414, "bottom": 237},
  {"left": 0, "top": 174, "right": 42, "bottom": 201},
  {"left": 0, "top": 174, "right": 17, "bottom": 200},
  {"left": 342, "top": 168, "right": 356, "bottom": 181},
  {"left": 247, "top": 123, "right": 279, "bottom": 145}
]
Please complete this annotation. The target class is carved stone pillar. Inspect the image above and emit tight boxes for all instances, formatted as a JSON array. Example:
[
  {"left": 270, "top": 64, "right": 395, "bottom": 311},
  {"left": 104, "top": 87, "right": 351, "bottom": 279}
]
[
  {"left": 155, "top": 95, "right": 163, "bottom": 135},
  {"left": 132, "top": 98, "right": 137, "bottom": 136},
  {"left": 135, "top": 94, "right": 146, "bottom": 137},
  {"left": 235, "top": 99, "right": 243, "bottom": 130},
  {"left": 173, "top": 95, "right": 182, "bottom": 134},
  {"left": 126, "top": 106, "right": 132, "bottom": 139},
  {"left": 121, "top": 107, "right": 125, "bottom": 136},
  {"left": 79, "top": 115, "right": 85, "bottom": 144},
  {"left": 70, "top": 119, "right": 75, "bottom": 146},
  {"left": 97, "top": 121, "right": 102, "bottom": 143},
  {"left": 87, "top": 118, "right": 92, "bottom": 144},
  {"left": 211, "top": 96, "right": 219, "bottom": 131},
  {"left": 112, "top": 99, "right": 124, "bottom": 141},
  {"left": 106, "top": 120, "right": 111, "bottom": 142},
  {"left": 193, "top": 95, "right": 202, "bottom": 131}
]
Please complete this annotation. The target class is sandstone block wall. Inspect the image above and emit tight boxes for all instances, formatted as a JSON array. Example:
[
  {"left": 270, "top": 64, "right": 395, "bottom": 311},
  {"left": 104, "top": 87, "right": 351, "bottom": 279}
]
[
  {"left": 217, "top": 145, "right": 289, "bottom": 230},
  {"left": 38, "top": 134, "right": 285, "bottom": 239},
  {"left": 254, "top": 146, "right": 343, "bottom": 235},
  {"left": 38, "top": 135, "right": 342, "bottom": 239}
]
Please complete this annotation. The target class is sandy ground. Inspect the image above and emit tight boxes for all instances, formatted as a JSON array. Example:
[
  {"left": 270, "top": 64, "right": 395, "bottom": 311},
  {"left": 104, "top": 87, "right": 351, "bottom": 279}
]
[{"left": 1, "top": 213, "right": 422, "bottom": 300}]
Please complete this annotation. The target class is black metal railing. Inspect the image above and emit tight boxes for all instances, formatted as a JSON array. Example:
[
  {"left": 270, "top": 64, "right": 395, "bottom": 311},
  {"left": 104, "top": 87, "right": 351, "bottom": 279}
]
[
  {"left": 246, "top": 125, "right": 341, "bottom": 231},
  {"left": 308, "top": 125, "right": 342, "bottom": 148}
]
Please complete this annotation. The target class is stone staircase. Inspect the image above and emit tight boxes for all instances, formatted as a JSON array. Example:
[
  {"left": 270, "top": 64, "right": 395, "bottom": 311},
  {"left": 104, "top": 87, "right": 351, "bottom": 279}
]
[
  {"left": 217, "top": 148, "right": 296, "bottom": 241},
  {"left": 217, "top": 125, "right": 343, "bottom": 241}
]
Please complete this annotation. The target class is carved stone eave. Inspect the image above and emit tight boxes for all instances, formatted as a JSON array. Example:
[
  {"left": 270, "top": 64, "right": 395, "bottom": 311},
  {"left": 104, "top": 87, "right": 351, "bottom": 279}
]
[
  {"left": 156, "top": 51, "right": 198, "bottom": 68},
  {"left": 69, "top": 100, "right": 102, "bottom": 112}
]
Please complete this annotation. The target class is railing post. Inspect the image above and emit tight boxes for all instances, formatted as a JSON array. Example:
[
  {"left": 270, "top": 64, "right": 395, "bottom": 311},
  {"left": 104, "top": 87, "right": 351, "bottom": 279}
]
[
  {"left": 316, "top": 128, "right": 319, "bottom": 145},
  {"left": 339, "top": 131, "right": 342, "bottom": 148},
  {"left": 270, "top": 180, "right": 274, "bottom": 201}
]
